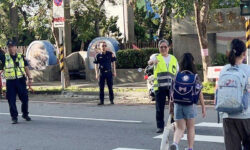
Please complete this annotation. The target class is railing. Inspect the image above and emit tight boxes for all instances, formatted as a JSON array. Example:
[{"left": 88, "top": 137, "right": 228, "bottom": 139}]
[
  {"left": 120, "top": 41, "right": 158, "bottom": 50},
  {"left": 1, "top": 46, "right": 28, "bottom": 55}
]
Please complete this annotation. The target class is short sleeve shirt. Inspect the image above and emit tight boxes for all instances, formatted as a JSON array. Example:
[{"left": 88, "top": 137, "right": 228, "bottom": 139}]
[
  {"left": 149, "top": 53, "right": 179, "bottom": 72},
  {"left": 93, "top": 51, "right": 116, "bottom": 71}
]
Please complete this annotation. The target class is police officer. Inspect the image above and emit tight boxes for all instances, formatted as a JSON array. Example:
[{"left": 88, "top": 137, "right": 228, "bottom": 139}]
[
  {"left": 148, "top": 39, "right": 179, "bottom": 133},
  {"left": 94, "top": 41, "right": 117, "bottom": 105},
  {"left": 0, "top": 40, "right": 32, "bottom": 124}
]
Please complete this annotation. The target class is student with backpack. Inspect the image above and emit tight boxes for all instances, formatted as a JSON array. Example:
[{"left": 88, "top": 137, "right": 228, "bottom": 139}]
[
  {"left": 215, "top": 39, "right": 250, "bottom": 150},
  {"left": 169, "top": 53, "right": 206, "bottom": 150}
]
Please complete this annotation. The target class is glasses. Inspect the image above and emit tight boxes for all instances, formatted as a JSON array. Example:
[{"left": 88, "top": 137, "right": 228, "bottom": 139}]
[
  {"left": 160, "top": 46, "right": 168, "bottom": 49},
  {"left": 102, "top": 45, "right": 107, "bottom": 47}
]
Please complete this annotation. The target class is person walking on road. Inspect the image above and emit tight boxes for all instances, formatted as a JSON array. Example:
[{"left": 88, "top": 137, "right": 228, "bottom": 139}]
[
  {"left": 148, "top": 39, "right": 179, "bottom": 133},
  {"left": 169, "top": 53, "right": 206, "bottom": 150},
  {"left": 219, "top": 39, "right": 250, "bottom": 150},
  {"left": 94, "top": 41, "right": 117, "bottom": 105},
  {"left": 0, "top": 40, "right": 32, "bottom": 124}
]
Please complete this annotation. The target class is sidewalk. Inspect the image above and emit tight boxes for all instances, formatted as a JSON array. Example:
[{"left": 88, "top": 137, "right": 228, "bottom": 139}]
[
  {"left": 32, "top": 80, "right": 147, "bottom": 89},
  {"left": 29, "top": 80, "right": 214, "bottom": 105}
]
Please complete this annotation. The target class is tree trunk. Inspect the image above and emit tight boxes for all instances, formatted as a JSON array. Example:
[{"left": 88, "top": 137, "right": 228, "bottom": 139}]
[
  {"left": 9, "top": 2, "right": 18, "bottom": 41},
  {"left": 124, "top": 0, "right": 135, "bottom": 42},
  {"left": 52, "top": 4, "right": 70, "bottom": 88},
  {"left": 157, "top": 5, "right": 168, "bottom": 39},
  {"left": 64, "top": 0, "right": 72, "bottom": 56},
  {"left": 194, "top": 0, "right": 210, "bottom": 82}
]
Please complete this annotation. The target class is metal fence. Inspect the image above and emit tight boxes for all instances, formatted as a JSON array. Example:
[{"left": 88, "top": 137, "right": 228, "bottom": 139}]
[
  {"left": 1, "top": 46, "right": 28, "bottom": 55},
  {"left": 120, "top": 41, "right": 158, "bottom": 50}
]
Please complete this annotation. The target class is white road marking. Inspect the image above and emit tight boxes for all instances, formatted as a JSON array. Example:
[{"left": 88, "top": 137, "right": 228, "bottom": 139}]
[
  {"left": 154, "top": 134, "right": 224, "bottom": 143},
  {"left": 195, "top": 122, "right": 223, "bottom": 128},
  {"left": 182, "top": 134, "right": 224, "bottom": 143},
  {"left": 113, "top": 148, "right": 150, "bottom": 150},
  {"left": 0, "top": 113, "right": 142, "bottom": 123},
  {"left": 154, "top": 122, "right": 224, "bottom": 143}
]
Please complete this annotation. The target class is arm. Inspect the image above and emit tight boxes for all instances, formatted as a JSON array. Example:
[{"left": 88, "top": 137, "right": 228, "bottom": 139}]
[
  {"left": 111, "top": 53, "right": 117, "bottom": 77},
  {"left": 112, "top": 61, "right": 116, "bottom": 77},
  {"left": 24, "top": 66, "right": 32, "bottom": 85},
  {"left": 95, "top": 64, "right": 99, "bottom": 80}
]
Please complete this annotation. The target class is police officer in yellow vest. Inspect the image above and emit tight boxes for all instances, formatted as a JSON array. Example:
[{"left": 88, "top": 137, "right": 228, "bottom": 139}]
[
  {"left": 0, "top": 40, "right": 32, "bottom": 124},
  {"left": 148, "top": 39, "right": 179, "bottom": 133}
]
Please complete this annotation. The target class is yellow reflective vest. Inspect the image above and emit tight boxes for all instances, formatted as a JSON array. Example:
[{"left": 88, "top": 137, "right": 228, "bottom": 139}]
[
  {"left": 4, "top": 53, "right": 25, "bottom": 80},
  {"left": 153, "top": 54, "right": 178, "bottom": 91}
]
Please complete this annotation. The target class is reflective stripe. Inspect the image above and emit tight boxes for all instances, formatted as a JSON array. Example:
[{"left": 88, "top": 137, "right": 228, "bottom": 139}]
[
  {"left": 4, "top": 53, "right": 25, "bottom": 80},
  {"left": 153, "top": 54, "right": 178, "bottom": 91},
  {"left": 158, "top": 82, "right": 172, "bottom": 87}
]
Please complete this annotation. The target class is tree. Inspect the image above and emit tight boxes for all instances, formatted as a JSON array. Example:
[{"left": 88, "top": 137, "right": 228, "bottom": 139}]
[{"left": 194, "top": 0, "right": 210, "bottom": 82}]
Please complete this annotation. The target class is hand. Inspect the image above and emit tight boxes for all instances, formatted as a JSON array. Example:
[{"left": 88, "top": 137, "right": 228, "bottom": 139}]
[
  {"left": 113, "top": 72, "right": 117, "bottom": 77},
  {"left": 27, "top": 78, "right": 32, "bottom": 86},
  {"left": 153, "top": 60, "right": 159, "bottom": 65},
  {"left": 202, "top": 107, "right": 206, "bottom": 118}
]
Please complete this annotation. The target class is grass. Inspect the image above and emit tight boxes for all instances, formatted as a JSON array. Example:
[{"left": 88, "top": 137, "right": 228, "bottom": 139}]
[{"left": 1, "top": 82, "right": 215, "bottom": 94}]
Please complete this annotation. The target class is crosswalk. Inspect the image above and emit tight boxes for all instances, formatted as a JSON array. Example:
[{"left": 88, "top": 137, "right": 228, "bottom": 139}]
[
  {"left": 113, "top": 122, "right": 224, "bottom": 150},
  {"left": 154, "top": 122, "right": 224, "bottom": 143}
]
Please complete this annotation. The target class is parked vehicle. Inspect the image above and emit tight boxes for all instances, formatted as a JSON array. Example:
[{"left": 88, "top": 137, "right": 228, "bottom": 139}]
[{"left": 144, "top": 65, "right": 155, "bottom": 101}]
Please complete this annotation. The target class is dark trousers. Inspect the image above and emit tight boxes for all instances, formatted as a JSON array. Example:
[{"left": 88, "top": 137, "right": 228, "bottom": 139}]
[
  {"left": 99, "top": 71, "right": 114, "bottom": 103},
  {"left": 155, "top": 88, "right": 169, "bottom": 128},
  {"left": 223, "top": 118, "right": 250, "bottom": 150},
  {"left": 6, "top": 77, "right": 29, "bottom": 119}
]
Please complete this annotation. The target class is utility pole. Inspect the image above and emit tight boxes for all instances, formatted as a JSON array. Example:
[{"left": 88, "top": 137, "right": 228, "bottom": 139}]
[
  {"left": 53, "top": 0, "right": 70, "bottom": 89},
  {"left": 240, "top": 0, "right": 250, "bottom": 64}
]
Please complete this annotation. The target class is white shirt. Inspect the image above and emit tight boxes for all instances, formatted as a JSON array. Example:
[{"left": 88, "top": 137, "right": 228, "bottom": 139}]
[{"left": 149, "top": 53, "right": 179, "bottom": 72}]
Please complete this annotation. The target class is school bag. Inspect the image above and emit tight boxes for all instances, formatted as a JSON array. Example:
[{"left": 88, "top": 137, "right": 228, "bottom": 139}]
[
  {"left": 173, "top": 70, "right": 201, "bottom": 105},
  {"left": 215, "top": 66, "right": 248, "bottom": 114}
]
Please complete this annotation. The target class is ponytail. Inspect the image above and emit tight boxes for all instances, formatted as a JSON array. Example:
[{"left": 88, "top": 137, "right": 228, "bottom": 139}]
[
  {"left": 228, "top": 49, "right": 236, "bottom": 66},
  {"left": 228, "top": 39, "right": 246, "bottom": 66}
]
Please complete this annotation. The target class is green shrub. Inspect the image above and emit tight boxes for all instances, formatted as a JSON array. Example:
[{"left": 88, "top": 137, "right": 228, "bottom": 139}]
[
  {"left": 211, "top": 53, "right": 228, "bottom": 66},
  {"left": 116, "top": 48, "right": 159, "bottom": 69},
  {"left": 202, "top": 81, "right": 215, "bottom": 94}
]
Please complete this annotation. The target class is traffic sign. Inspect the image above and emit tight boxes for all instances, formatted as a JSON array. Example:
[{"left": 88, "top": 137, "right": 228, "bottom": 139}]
[
  {"left": 53, "top": 0, "right": 64, "bottom": 28},
  {"left": 207, "top": 66, "right": 224, "bottom": 79},
  {"left": 54, "top": 0, "right": 63, "bottom": 6}
]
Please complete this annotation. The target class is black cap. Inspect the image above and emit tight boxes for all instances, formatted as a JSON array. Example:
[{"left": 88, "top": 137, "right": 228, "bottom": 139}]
[{"left": 6, "top": 40, "right": 17, "bottom": 47}]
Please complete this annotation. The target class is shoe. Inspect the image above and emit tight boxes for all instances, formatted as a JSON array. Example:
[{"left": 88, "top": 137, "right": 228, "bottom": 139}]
[
  {"left": 12, "top": 118, "right": 18, "bottom": 124},
  {"left": 22, "top": 115, "right": 31, "bottom": 121},
  {"left": 110, "top": 101, "right": 114, "bottom": 105},
  {"left": 156, "top": 128, "right": 164, "bottom": 133},
  {"left": 97, "top": 102, "right": 104, "bottom": 105},
  {"left": 169, "top": 144, "right": 178, "bottom": 150}
]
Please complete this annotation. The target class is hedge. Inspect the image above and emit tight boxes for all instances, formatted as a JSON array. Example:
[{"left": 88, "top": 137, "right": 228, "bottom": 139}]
[{"left": 116, "top": 48, "right": 159, "bottom": 69}]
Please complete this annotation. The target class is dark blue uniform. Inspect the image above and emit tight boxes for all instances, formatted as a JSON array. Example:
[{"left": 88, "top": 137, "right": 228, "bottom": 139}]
[
  {"left": 94, "top": 51, "right": 116, "bottom": 104},
  {"left": 0, "top": 54, "right": 29, "bottom": 120}
]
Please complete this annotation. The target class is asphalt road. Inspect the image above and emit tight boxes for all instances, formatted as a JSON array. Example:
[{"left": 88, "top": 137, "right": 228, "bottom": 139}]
[{"left": 0, "top": 101, "right": 225, "bottom": 150}]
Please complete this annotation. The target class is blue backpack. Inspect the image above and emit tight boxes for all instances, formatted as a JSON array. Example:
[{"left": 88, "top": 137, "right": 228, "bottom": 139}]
[
  {"left": 215, "top": 66, "right": 248, "bottom": 114},
  {"left": 173, "top": 71, "right": 201, "bottom": 105}
]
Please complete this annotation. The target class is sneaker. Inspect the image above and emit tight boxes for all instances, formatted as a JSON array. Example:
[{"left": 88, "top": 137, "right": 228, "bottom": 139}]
[
  {"left": 156, "top": 128, "right": 164, "bottom": 133},
  {"left": 97, "top": 102, "right": 104, "bottom": 105},
  {"left": 110, "top": 101, "right": 114, "bottom": 105},
  {"left": 22, "top": 115, "right": 31, "bottom": 121},
  {"left": 12, "top": 118, "right": 18, "bottom": 124},
  {"left": 169, "top": 144, "right": 178, "bottom": 150}
]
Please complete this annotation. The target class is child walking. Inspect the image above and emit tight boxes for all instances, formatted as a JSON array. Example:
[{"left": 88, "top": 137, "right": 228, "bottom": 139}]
[{"left": 169, "top": 53, "right": 206, "bottom": 150}]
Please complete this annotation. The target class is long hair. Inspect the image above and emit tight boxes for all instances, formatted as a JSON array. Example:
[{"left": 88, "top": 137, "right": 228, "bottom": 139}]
[
  {"left": 180, "top": 52, "right": 197, "bottom": 74},
  {"left": 228, "top": 39, "right": 246, "bottom": 66}
]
